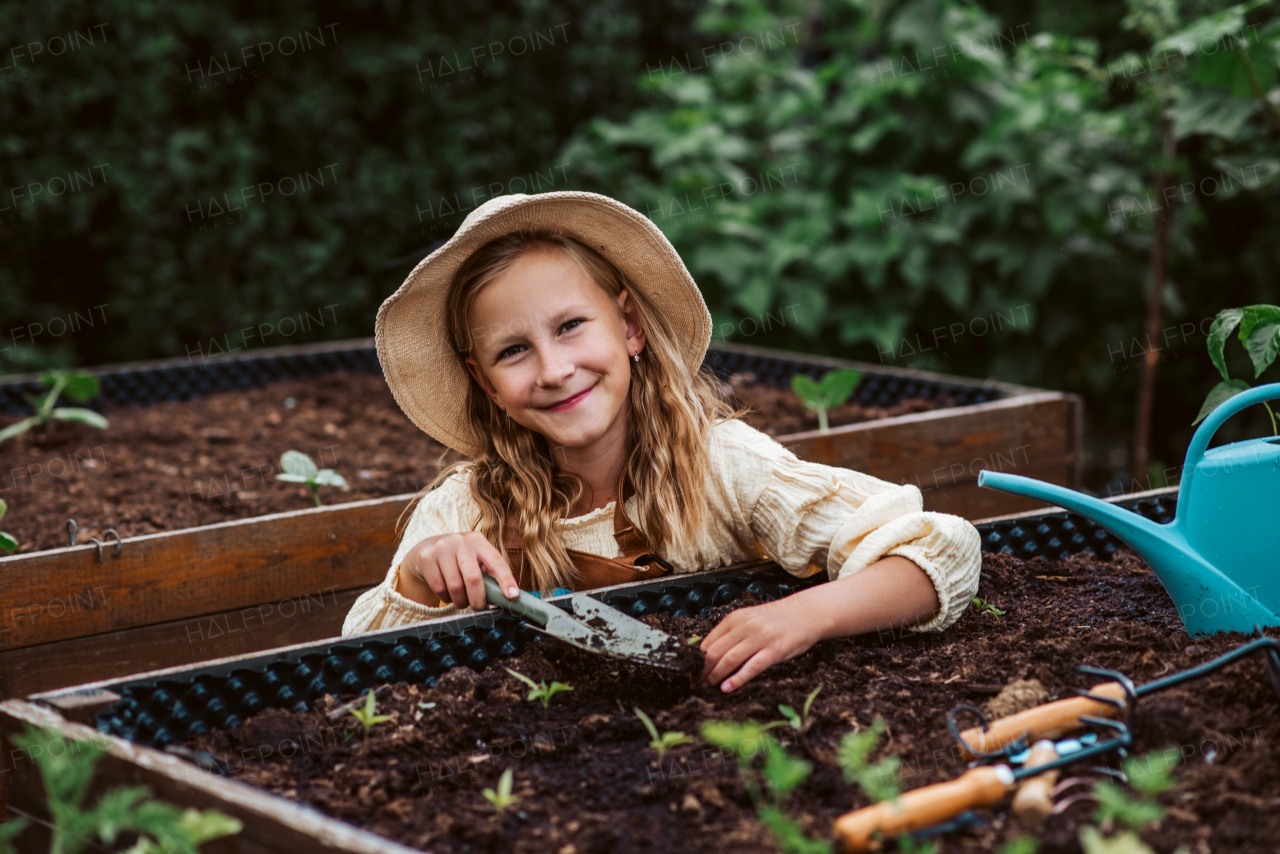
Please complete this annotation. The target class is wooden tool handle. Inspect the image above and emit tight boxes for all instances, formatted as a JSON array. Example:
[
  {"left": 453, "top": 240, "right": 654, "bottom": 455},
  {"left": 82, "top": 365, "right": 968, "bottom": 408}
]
[
  {"left": 833, "top": 765, "right": 1015, "bottom": 853},
  {"left": 958, "top": 682, "right": 1126, "bottom": 758},
  {"left": 1011, "top": 740, "right": 1061, "bottom": 824}
]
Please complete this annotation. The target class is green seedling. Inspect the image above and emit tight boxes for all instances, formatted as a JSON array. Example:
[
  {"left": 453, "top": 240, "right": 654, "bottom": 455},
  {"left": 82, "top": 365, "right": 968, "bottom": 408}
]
[
  {"left": 972, "top": 596, "right": 1007, "bottom": 620},
  {"left": 701, "top": 719, "right": 829, "bottom": 854},
  {"left": 1195, "top": 304, "right": 1279, "bottom": 433},
  {"left": 482, "top": 767, "right": 518, "bottom": 816},
  {"left": 778, "top": 683, "right": 823, "bottom": 731},
  {"left": 347, "top": 689, "right": 392, "bottom": 739},
  {"left": 686, "top": 635, "right": 703, "bottom": 645},
  {"left": 275, "top": 449, "right": 350, "bottom": 507},
  {"left": 0, "top": 369, "right": 108, "bottom": 445},
  {"left": 790, "top": 369, "right": 864, "bottom": 432},
  {"left": 837, "top": 717, "right": 902, "bottom": 804},
  {"left": 0, "top": 499, "right": 17, "bottom": 554},
  {"left": 417, "top": 702, "right": 437, "bottom": 710},
  {"left": 634, "top": 707, "right": 694, "bottom": 762},
  {"left": 505, "top": 668, "right": 572, "bottom": 710},
  {"left": 1078, "top": 749, "right": 1179, "bottom": 854},
  {"left": 0, "top": 723, "right": 240, "bottom": 854}
]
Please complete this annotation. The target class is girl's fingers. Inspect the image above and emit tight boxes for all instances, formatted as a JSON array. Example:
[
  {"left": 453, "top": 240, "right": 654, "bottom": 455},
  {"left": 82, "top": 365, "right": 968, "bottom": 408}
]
[
  {"left": 441, "top": 553, "right": 470, "bottom": 608},
  {"left": 703, "top": 637, "right": 757, "bottom": 688},
  {"left": 458, "top": 550, "right": 489, "bottom": 611},
  {"left": 476, "top": 539, "right": 521, "bottom": 600},
  {"left": 719, "top": 648, "right": 777, "bottom": 692}
]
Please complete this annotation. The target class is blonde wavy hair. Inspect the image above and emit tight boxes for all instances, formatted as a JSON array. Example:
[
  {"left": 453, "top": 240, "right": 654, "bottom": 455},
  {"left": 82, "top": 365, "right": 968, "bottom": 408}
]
[{"left": 396, "top": 229, "right": 748, "bottom": 595}]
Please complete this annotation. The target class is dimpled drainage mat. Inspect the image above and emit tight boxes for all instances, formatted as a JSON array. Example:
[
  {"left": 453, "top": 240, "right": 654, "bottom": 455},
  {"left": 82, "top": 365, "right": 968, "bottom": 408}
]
[
  {"left": 1, "top": 343, "right": 1002, "bottom": 415},
  {"left": 94, "top": 492, "right": 1175, "bottom": 754}
]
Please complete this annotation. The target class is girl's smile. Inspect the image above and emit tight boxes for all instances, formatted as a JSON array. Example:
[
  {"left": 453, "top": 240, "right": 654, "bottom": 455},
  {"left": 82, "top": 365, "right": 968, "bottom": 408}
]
[{"left": 540, "top": 381, "right": 595, "bottom": 411}]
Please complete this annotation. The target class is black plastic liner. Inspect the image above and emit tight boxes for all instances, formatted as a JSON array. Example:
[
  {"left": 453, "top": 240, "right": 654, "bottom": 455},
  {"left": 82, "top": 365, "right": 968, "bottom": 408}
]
[
  {"left": 1, "top": 342, "right": 1003, "bottom": 416},
  {"left": 93, "top": 491, "right": 1176, "bottom": 753}
]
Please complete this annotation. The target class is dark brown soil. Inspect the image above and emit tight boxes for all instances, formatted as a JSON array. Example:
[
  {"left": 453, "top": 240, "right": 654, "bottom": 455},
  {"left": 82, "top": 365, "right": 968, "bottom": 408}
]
[
  {"left": 723, "top": 370, "right": 951, "bottom": 437},
  {"left": 0, "top": 371, "right": 947, "bottom": 553},
  {"left": 184, "top": 550, "right": 1280, "bottom": 853},
  {"left": 0, "top": 373, "right": 460, "bottom": 553}
]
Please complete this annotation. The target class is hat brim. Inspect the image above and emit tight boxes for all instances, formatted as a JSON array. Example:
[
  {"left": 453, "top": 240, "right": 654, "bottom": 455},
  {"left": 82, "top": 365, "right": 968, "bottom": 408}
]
[{"left": 375, "top": 191, "right": 713, "bottom": 457}]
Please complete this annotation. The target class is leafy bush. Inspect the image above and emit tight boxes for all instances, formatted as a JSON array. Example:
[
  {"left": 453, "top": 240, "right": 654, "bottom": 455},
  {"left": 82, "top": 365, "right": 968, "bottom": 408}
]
[
  {"left": 560, "top": 0, "right": 1280, "bottom": 486},
  {"left": 0, "top": 724, "right": 241, "bottom": 854},
  {"left": 1195, "top": 303, "right": 1279, "bottom": 430}
]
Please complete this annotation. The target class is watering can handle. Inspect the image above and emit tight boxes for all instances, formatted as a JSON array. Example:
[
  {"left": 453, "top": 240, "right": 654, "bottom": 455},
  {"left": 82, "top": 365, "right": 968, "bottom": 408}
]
[
  {"left": 833, "top": 765, "right": 1015, "bottom": 852},
  {"left": 1182, "top": 382, "right": 1280, "bottom": 473}
]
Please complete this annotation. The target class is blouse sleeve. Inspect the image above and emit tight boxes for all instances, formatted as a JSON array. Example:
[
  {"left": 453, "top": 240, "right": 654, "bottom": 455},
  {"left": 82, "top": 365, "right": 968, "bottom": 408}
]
[
  {"left": 719, "top": 419, "right": 981, "bottom": 633},
  {"left": 341, "top": 475, "right": 474, "bottom": 636}
]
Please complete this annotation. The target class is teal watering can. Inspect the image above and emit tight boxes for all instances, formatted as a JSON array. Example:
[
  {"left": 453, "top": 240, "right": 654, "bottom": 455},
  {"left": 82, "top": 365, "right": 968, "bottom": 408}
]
[{"left": 978, "top": 383, "right": 1280, "bottom": 637}]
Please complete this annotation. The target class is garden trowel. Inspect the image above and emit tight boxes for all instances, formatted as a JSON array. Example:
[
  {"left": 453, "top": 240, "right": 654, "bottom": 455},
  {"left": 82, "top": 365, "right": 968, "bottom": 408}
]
[{"left": 482, "top": 576, "right": 686, "bottom": 670}]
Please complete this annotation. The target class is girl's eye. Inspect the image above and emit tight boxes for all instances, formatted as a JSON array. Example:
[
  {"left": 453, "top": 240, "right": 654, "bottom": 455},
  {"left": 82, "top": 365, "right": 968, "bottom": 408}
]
[
  {"left": 497, "top": 344, "right": 524, "bottom": 360},
  {"left": 496, "top": 319, "right": 583, "bottom": 360},
  {"left": 560, "top": 318, "right": 583, "bottom": 333}
]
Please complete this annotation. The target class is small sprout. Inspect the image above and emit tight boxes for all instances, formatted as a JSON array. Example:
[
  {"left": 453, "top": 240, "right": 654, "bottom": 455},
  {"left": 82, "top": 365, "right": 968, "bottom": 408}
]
[
  {"left": 0, "top": 369, "right": 108, "bottom": 444},
  {"left": 417, "top": 702, "right": 437, "bottom": 710},
  {"left": 505, "top": 668, "right": 572, "bottom": 710},
  {"left": 972, "top": 596, "right": 1007, "bottom": 620},
  {"left": 778, "top": 683, "right": 823, "bottom": 731},
  {"left": 275, "top": 449, "right": 349, "bottom": 507},
  {"left": 347, "top": 689, "right": 392, "bottom": 739},
  {"left": 686, "top": 635, "right": 703, "bottom": 645},
  {"left": 0, "top": 499, "right": 17, "bottom": 554},
  {"left": 789, "top": 369, "right": 863, "bottom": 432},
  {"left": 837, "top": 717, "right": 901, "bottom": 803},
  {"left": 482, "top": 767, "right": 518, "bottom": 815},
  {"left": 634, "top": 707, "right": 695, "bottom": 762}
]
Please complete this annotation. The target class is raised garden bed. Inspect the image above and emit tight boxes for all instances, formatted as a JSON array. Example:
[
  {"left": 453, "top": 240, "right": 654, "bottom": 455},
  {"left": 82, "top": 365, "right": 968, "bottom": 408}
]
[
  {"left": 0, "top": 340, "right": 1083, "bottom": 699},
  {"left": 8, "top": 491, "right": 1263, "bottom": 854}
]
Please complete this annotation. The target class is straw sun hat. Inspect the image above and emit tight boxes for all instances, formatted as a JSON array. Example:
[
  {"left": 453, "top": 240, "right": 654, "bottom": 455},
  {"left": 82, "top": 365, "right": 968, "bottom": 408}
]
[{"left": 375, "top": 190, "right": 714, "bottom": 457}]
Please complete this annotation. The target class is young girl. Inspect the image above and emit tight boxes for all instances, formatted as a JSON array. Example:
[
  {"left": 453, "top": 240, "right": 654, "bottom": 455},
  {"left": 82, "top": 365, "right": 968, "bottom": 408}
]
[{"left": 343, "top": 190, "right": 982, "bottom": 693}]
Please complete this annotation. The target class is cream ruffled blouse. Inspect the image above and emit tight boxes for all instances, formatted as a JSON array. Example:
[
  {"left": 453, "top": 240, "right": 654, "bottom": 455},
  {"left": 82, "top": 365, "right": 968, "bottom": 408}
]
[{"left": 341, "top": 418, "right": 982, "bottom": 637}]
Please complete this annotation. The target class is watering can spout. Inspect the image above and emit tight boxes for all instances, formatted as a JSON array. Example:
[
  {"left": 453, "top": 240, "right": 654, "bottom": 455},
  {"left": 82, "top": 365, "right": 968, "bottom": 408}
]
[
  {"left": 976, "top": 471, "right": 1171, "bottom": 552},
  {"left": 976, "top": 470, "right": 1279, "bottom": 636}
]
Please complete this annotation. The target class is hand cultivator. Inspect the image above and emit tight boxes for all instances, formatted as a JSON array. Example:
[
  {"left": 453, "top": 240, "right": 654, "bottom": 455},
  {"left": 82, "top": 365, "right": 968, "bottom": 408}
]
[{"left": 832, "top": 634, "right": 1280, "bottom": 852}]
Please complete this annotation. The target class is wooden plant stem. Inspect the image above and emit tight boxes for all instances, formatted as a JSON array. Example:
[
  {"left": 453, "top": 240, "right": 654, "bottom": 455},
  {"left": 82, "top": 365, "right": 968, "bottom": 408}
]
[{"left": 1133, "top": 121, "right": 1178, "bottom": 481}]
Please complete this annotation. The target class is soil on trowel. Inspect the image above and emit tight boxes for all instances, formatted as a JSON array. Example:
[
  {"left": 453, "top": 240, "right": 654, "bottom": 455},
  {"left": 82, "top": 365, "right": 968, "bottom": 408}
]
[
  {"left": 0, "top": 370, "right": 950, "bottom": 553},
  {"left": 184, "top": 548, "right": 1280, "bottom": 853}
]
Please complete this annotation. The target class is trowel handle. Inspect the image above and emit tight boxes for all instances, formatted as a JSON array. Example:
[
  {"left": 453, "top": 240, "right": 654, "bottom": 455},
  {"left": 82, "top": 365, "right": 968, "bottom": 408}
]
[
  {"left": 833, "top": 765, "right": 1015, "bottom": 853},
  {"left": 482, "top": 575, "right": 556, "bottom": 627},
  {"left": 957, "top": 682, "right": 1127, "bottom": 758}
]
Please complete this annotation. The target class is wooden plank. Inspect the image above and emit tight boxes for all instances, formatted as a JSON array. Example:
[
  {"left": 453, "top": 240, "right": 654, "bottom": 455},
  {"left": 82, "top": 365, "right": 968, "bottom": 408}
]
[
  {"left": 0, "top": 587, "right": 372, "bottom": 700},
  {"left": 0, "top": 495, "right": 410, "bottom": 651},
  {"left": 779, "top": 393, "right": 1079, "bottom": 519},
  {"left": 0, "top": 699, "right": 421, "bottom": 854}
]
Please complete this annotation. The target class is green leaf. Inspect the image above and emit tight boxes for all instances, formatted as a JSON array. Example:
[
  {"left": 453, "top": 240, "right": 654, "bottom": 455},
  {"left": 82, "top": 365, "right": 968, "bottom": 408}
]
[
  {"left": 1192, "top": 378, "right": 1251, "bottom": 425},
  {"left": 0, "top": 532, "right": 17, "bottom": 554},
  {"left": 51, "top": 408, "right": 109, "bottom": 430},
  {"left": 504, "top": 668, "right": 540, "bottom": 691},
  {"left": 816, "top": 369, "right": 862, "bottom": 408},
  {"left": 1167, "top": 91, "right": 1257, "bottom": 141},
  {"left": 762, "top": 747, "right": 811, "bottom": 796},
  {"left": 757, "top": 806, "right": 833, "bottom": 854},
  {"left": 0, "top": 417, "right": 41, "bottom": 443},
  {"left": 0, "top": 499, "right": 6, "bottom": 521},
  {"left": 1244, "top": 321, "right": 1280, "bottom": 378},
  {"left": 60, "top": 373, "right": 101, "bottom": 403},
  {"left": 1237, "top": 304, "right": 1280, "bottom": 341},
  {"left": 312, "top": 469, "right": 350, "bottom": 489},
  {"left": 280, "top": 450, "right": 318, "bottom": 479},
  {"left": 790, "top": 374, "right": 822, "bottom": 406},
  {"left": 274, "top": 474, "right": 312, "bottom": 483},
  {"left": 778, "top": 705, "right": 801, "bottom": 729},
  {"left": 802, "top": 684, "right": 823, "bottom": 719},
  {"left": 634, "top": 707, "right": 661, "bottom": 743},
  {"left": 1206, "top": 309, "right": 1244, "bottom": 381}
]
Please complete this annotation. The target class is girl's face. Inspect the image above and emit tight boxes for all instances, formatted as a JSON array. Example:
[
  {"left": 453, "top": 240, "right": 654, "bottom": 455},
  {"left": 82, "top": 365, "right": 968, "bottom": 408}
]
[{"left": 463, "top": 249, "right": 646, "bottom": 456}]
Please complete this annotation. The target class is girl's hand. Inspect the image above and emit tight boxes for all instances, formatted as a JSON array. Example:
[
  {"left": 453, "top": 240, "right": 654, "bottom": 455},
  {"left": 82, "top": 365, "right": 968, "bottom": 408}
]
[
  {"left": 396, "top": 532, "right": 521, "bottom": 611},
  {"left": 699, "top": 594, "right": 823, "bottom": 693}
]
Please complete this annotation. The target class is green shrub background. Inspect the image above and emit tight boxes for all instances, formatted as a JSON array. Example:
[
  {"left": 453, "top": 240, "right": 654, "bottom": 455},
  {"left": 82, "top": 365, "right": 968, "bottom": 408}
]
[{"left": 2, "top": 0, "right": 1277, "bottom": 490}]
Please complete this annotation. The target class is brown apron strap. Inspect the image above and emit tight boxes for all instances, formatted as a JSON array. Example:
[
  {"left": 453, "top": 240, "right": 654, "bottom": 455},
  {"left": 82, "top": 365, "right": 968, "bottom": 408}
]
[{"left": 500, "top": 472, "right": 673, "bottom": 592}]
